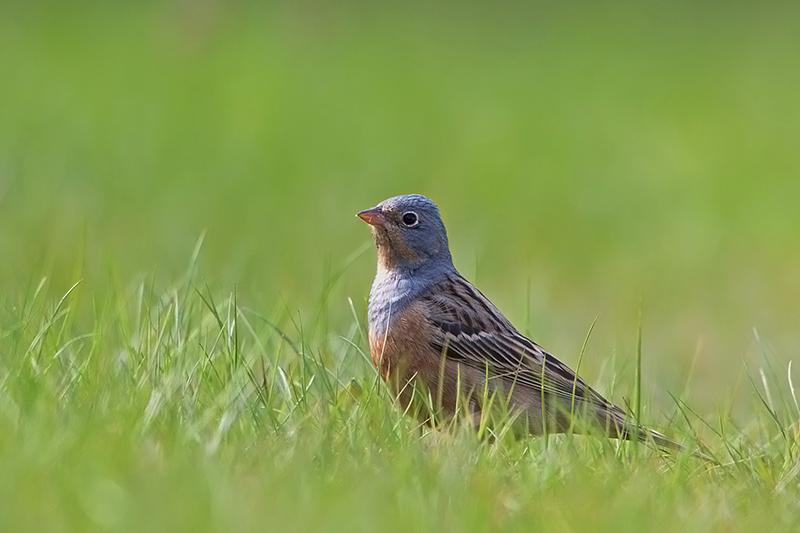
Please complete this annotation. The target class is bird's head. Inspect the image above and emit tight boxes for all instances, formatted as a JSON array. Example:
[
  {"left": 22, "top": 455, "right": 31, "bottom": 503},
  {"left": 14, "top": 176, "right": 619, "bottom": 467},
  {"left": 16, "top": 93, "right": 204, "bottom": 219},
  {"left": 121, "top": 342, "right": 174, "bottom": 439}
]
[{"left": 357, "top": 194, "right": 452, "bottom": 272}]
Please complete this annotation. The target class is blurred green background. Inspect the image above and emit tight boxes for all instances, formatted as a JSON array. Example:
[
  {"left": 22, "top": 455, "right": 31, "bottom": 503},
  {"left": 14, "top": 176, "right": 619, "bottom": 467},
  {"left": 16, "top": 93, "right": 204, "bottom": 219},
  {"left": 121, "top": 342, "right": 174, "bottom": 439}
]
[{"left": 1, "top": 0, "right": 799, "bottom": 415}]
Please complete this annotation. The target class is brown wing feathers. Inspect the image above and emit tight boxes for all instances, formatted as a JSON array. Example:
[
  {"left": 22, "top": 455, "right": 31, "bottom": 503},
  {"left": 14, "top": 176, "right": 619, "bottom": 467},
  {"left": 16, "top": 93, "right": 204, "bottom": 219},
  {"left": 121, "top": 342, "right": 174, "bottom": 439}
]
[{"left": 422, "top": 274, "right": 623, "bottom": 418}]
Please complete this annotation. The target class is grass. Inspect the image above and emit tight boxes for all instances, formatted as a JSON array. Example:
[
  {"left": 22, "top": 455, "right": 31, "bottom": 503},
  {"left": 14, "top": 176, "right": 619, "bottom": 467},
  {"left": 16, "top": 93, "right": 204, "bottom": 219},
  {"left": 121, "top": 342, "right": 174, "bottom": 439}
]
[
  {"left": 2, "top": 253, "right": 800, "bottom": 533},
  {"left": 2, "top": 2, "right": 800, "bottom": 531}
]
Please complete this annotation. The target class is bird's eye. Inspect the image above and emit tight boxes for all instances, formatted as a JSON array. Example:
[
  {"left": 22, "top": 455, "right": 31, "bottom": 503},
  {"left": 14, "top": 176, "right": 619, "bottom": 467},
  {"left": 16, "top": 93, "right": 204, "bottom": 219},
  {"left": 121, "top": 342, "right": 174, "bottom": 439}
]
[{"left": 401, "top": 211, "right": 419, "bottom": 227}]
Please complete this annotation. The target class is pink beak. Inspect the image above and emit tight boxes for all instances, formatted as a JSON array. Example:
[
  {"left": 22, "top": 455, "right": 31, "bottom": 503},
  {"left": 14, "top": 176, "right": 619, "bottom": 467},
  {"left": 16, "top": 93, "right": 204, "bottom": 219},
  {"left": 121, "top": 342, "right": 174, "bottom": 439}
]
[{"left": 357, "top": 206, "right": 384, "bottom": 226}]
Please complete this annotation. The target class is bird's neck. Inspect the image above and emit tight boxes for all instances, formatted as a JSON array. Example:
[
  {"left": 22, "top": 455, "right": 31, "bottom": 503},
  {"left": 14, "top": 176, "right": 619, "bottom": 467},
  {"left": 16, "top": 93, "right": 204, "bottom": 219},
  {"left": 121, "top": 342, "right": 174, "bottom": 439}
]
[
  {"left": 367, "top": 260, "right": 454, "bottom": 337},
  {"left": 374, "top": 236, "right": 452, "bottom": 273}
]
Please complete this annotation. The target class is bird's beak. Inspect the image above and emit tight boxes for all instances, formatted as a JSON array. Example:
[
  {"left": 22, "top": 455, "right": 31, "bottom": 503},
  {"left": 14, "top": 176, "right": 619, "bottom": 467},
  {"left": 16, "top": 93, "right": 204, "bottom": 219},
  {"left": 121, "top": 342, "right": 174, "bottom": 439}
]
[{"left": 357, "top": 206, "right": 384, "bottom": 226}]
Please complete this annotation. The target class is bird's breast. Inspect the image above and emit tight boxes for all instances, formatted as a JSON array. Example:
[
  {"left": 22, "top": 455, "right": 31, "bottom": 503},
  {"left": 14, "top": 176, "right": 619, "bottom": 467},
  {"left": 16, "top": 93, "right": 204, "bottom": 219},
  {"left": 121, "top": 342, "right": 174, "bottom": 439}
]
[
  {"left": 367, "top": 269, "right": 414, "bottom": 336},
  {"left": 367, "top": 300, "right": 434, "bottom": 383}
]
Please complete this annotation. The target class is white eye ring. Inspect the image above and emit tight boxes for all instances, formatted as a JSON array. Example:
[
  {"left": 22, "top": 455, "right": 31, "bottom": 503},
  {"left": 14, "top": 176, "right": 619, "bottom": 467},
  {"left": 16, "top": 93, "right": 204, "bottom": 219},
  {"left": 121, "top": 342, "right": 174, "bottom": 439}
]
[{"left": 401, "top": 211, "right": 419, "bottom": 227}]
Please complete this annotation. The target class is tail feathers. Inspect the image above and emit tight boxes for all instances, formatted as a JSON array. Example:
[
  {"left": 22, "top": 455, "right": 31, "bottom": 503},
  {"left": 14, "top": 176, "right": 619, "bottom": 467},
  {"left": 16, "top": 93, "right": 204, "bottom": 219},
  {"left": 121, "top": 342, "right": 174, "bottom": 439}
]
[
  {"left": 633, "top": 426, "right": 715, "bottom": 463},
  {"left": 602, "top": 407, "right": 714, "bottom": 462},
  {"left": 636, "top": 427, "right": 689, "bottom": 454}
]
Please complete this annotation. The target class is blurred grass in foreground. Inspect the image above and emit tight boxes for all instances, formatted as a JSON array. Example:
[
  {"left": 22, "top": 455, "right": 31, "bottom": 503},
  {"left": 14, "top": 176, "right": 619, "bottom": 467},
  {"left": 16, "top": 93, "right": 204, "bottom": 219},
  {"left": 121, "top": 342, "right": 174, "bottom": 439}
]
[
  {"left": 2, "top": 270, "right": 800, "bottom": 532},
  {"left": 1, "top": 1, "right": 800, "bottom": 531}
]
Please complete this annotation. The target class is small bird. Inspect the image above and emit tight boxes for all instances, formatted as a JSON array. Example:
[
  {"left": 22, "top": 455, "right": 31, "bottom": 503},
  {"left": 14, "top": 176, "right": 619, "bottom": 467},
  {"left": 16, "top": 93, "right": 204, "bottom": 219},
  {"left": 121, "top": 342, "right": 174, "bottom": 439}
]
[{"left": 358, "top": 193, "right": 688, "bottom": 453}]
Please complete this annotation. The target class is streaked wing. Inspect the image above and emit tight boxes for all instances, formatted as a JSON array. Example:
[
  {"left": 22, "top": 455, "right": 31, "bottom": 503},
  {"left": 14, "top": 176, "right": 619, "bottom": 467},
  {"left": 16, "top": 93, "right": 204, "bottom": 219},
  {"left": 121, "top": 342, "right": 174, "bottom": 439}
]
[{"left": 420, "top": 274, "right": 615, "bottom": 411}]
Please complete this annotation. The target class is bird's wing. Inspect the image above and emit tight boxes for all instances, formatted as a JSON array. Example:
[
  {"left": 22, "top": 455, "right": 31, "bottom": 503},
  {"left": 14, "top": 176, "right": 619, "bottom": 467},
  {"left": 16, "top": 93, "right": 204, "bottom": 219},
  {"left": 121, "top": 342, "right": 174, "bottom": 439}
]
[{"left": 420, "top": 274, "right": 618, "bottom": 412}]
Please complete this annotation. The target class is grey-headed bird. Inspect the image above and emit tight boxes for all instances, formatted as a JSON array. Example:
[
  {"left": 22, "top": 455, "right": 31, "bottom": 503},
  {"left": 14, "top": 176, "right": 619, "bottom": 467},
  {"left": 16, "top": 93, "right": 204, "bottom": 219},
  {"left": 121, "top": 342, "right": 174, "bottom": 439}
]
[{"left": 358, "top": 194, "right": 692, "bottom": 454}]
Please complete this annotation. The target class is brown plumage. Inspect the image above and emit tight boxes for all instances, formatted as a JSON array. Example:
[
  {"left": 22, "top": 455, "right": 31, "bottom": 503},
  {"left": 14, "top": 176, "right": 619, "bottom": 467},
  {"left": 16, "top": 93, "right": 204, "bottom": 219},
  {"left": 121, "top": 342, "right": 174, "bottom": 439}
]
[{"left": 359, "top": 194, "right": 699, "bottom": 456}]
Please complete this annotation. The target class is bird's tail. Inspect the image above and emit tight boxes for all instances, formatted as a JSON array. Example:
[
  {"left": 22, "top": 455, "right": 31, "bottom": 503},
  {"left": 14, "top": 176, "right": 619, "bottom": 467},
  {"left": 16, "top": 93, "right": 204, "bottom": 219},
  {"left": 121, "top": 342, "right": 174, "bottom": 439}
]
[
  {"left": 603, "top": 406, "right": 714, "bottom": 462},
  {"left": 635, "top": 426, "right": 716, "bottom": 463}
]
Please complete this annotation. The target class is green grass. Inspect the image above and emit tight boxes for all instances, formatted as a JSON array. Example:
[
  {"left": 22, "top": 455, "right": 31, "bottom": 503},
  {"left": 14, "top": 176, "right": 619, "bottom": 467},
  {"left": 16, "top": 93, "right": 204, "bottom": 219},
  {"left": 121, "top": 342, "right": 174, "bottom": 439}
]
[
  {"left": 2, "top": 2, "right": 800, "bottom": 531},
  {"left": 2, "top": 256, "right": 800, "bottom": 533}
]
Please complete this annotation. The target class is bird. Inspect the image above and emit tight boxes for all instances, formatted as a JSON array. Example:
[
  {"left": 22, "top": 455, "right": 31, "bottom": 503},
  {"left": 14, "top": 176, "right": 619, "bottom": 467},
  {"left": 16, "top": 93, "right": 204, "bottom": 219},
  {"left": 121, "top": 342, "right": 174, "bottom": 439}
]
[{"left": 357, "top": 193, "right": 694, "bottom": 455}]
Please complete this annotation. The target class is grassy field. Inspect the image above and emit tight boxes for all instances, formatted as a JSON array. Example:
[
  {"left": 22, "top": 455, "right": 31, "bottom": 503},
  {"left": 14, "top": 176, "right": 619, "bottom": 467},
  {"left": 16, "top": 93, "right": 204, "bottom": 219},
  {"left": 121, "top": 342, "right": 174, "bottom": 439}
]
[{"left": 2, "top": 2, "right": 800, "bottom": 531}]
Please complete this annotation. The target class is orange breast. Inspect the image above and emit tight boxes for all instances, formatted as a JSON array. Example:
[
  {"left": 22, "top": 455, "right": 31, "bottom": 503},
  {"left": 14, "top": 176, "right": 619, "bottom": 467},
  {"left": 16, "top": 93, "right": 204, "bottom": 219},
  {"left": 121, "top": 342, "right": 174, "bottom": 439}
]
[{"left": 368, "top": 301, "right": 435, "bottom": 387}]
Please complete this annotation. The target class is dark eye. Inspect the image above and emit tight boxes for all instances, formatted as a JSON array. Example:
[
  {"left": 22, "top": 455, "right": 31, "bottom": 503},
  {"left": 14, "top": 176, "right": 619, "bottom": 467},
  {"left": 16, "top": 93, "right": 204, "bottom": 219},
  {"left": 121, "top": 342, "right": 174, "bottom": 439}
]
[{"left": 401, "top": 211, "right": 419, "bottom": 227}]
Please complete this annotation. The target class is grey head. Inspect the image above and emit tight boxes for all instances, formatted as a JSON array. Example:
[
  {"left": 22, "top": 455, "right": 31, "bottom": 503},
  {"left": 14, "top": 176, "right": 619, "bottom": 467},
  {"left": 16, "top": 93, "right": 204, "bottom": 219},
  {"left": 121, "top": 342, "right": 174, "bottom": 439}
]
[
  {"left": 357, "top": 194, "right": 453, "bottom": 273},
  {"left": 357, "top": 194, "right": 456, "bottom": 332}
]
